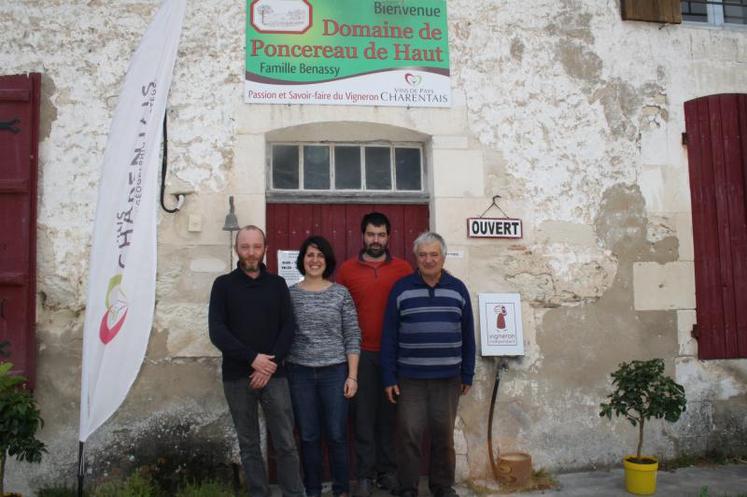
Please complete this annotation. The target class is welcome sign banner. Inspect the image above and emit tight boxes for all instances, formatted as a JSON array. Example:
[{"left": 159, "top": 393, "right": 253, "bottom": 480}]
[
  {"left": 245, "top": 0, "right": 450, "bottom": 107},
  {"left": 79, "top": 0, "right": 186, "bottom": 442}
]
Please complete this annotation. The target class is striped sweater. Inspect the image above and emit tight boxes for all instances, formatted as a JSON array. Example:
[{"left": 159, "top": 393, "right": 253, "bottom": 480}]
[{"left": 380, "top": 271, "right": 476, "bottom": 386}]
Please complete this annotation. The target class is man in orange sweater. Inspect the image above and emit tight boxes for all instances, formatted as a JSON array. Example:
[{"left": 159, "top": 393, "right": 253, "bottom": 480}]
[{"left": 338, "top": 212, "right": 412, "bottom": 497}]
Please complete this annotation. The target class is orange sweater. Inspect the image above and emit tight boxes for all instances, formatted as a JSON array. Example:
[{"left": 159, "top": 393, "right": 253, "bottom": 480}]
[{"left": 337, "top": 254, "right": 412, "bottom": 352}]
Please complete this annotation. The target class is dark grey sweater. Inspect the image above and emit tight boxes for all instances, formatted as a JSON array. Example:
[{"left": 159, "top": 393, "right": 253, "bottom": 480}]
[{"left": 288, "top": 283, "right": 361, "bottom": 367}]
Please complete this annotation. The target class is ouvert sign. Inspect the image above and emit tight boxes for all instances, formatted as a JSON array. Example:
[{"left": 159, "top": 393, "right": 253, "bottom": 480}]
[
  {"left": 467, "top": 217, "right": 523, "bottom": 239},
  {"left": 245, "top": 0, "right": 450, "bottom": 107}
]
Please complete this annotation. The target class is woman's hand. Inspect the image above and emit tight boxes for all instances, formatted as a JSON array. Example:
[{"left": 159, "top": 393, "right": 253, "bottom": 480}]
[{"left": 344, "top": 377, "right": 358, "bottom": 398}]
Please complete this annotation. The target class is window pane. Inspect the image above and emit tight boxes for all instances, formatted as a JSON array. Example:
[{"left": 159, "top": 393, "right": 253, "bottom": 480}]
[
  {"left": 273, "top": 145, "right": 299, "bottom": 189},
  {"left": 395, "top": 148, "right": 422, "bottom": 191},
  {"left": 335, "top": 146, "right": 361, "bottom": 189},
  {"left": 681, "top": 1, "right": 708, "bottom": 22},
  {"left": 365, "top": 147, "right": 391, "bottom": 190},
  {"left": 724, "top": 4, "right": 747, "bottom": 24},
  {"left": 303, "top": 146, "right": 330, "bottom": 190}
]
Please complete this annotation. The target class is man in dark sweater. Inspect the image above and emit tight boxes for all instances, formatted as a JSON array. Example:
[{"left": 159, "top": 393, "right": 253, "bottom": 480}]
[
  {"left": 381, "top": 231, "right": 476, "bottom": 497},
  {"left": 209, "top": 225, "right": 304, "bottom": 497}
]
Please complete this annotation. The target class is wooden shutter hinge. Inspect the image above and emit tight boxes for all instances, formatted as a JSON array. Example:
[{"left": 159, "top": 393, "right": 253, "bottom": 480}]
[
  {"left": 682, "top": 132, "right": 688, "bottom": 145},
  {"left": 691, "top": 323, "right": 699, "bottom": 340}
]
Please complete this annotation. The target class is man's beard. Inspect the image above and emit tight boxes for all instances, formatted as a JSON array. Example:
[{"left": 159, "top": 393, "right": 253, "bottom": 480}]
[
  {"left": 365, "top": 243, "right": 386, "bottom": 258},
  {"left": 240, "top": 256, "right": 263, "bottom": 273}
]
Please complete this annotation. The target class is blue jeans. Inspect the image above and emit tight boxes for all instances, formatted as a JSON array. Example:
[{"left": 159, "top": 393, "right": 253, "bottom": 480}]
[{"left": 288, "top": 362, "right": 350, "bottom": 496}]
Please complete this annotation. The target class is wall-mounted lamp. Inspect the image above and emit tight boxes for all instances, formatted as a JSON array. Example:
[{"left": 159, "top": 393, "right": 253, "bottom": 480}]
[{"left": 222, "top": 196, "right": 241, "bottom": 268}]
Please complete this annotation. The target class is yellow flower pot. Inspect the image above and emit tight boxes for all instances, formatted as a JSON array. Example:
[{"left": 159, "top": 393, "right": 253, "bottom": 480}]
[{"left": 623, "top": 455, "right": 658, "bottom": 495}]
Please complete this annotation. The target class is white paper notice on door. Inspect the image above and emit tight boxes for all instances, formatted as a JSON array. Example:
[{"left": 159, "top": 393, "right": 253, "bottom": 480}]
[
  {"left": 478, "top": 293, "right": 525, "bottom": 356},
  {"left": 277, "top": 250, "right": 303, "bottom": 286}
]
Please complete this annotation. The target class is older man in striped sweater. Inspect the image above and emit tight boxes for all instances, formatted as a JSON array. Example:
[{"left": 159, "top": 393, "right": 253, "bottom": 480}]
[{"left": 381, "top": 231, "right": 476, "bottom": 497}]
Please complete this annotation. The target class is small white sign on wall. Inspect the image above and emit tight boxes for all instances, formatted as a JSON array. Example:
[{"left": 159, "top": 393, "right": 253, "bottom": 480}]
[
  {"left": 478, "top": 293, "right": 525, "bottom": 356},
  {"left": 277, "top": 250, "right": 303, "bottom": 286}
]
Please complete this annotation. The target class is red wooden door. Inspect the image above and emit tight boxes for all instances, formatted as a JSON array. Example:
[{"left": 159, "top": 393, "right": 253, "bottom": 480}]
[
  {"left": 265, "top": 202, "right": 429, "bottom": 481},
  {"left": 684, "top": 94, "right": 747, "bottom": 359},
  {"left": 0, "top": 74, "right": 40, "bottom": 383},
  {"left": 266, "top": 203, "right": 429, "bottom": 274}
]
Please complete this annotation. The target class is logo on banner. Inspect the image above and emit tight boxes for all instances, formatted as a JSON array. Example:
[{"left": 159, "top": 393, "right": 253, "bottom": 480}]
[
  {"left": 251, "top": 0, "right": 312, "bottom": 34},
  {"left": 404, "top": 73, "right": 422, "bottom": 86},
  {"left": 99, "top": 274, "right": 129, "bottom": 344}
]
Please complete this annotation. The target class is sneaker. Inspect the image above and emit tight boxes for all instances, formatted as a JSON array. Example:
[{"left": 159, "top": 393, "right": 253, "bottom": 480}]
[
  {"left": 376, "top": 473, "right": 398, "bottom": 492},
  {"left": 354, "top": 479, "right": 373, "bottom": 497}
]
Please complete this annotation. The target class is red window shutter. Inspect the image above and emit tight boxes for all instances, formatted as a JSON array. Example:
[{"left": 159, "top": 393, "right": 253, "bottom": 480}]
[
  {"left": 0, "top": 74, "right": 40, "bottom": 383},
  {"left": 684, "top": 94, "right": 747, "bottom": 359},
  {"left": 621, "top": 0, "right": 682, "bottom": 23}
]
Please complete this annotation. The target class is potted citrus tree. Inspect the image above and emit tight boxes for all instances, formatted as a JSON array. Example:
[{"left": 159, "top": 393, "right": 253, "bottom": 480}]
[
  {"left": 599, "top": 358, "right": 687, "bottom": 496},
  {"left": 0, "top": 342, "right": 46, "bottom": 496}
]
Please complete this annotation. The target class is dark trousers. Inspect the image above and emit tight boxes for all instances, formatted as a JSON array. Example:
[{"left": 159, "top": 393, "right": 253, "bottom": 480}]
[
  {"left": 288, "top": 362, "right": 351, "bottom": 497},
  {"left": 223, "top": 376, "right": 305, "bottom": 497},
  {"left": 396, "top": 376, "right": 461, "bottom": 495},
  {"left": 353, "top": 350, "right": 397, "bottom": 480}
]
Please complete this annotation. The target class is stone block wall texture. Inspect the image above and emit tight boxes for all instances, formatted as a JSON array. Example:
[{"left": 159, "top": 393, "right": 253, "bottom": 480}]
[{"left": 1, "top": 0, "right": 746, "bottom": 493}]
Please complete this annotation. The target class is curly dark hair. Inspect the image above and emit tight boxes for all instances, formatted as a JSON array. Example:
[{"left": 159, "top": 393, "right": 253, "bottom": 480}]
[{"left": 296, "top": 235, "right": 337, "bottom": 278}]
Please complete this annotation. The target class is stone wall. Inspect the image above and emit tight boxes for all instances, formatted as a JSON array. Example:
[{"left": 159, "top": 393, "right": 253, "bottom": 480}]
[{"left": 1, "top": 0, "right": 746, "bottom": 493}]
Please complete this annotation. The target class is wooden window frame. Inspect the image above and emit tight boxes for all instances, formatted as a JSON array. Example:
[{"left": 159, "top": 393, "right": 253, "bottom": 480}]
[
  {"left": 682, "top": 0, "right": 747, "bottom": 27},
  {"left": 267, "top": 141, "right": 428, "bottom": 203}
]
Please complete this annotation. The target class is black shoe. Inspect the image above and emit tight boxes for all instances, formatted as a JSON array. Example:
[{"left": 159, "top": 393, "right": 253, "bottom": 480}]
[
  {"left": 398, "top": 490, "right": 417, "bottom": 497},
  {"left": 432, "top": 488, "right": 458, "bottom": 497},
  {"left": 377, "top": 473, "right": 398, "bottom": 492},
  {"left": 354, "top": 478, "right": 373, "bottom": 497}
]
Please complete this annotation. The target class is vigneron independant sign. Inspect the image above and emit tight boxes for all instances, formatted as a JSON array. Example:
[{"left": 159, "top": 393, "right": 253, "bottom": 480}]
[
  {"left": 478, "top": 293, "right": 525, "bottom": 356},
  {"left": 245, "top": 0, "right": 450, "bottom": 107},
  {"left": 467, "top": 217, "right": 523, "bottom": 239}
]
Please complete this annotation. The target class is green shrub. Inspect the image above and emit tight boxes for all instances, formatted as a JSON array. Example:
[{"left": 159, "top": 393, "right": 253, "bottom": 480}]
[
  {"left": 697, "top": 486, "right": 747, "bottom": 497},
  {"left": 174, "top": 480, "right": 235, "bottom": 497},
  {"left": 0, "top": 342, "right": 46, "bottom": 496},
  {"left": 599, "top": 358, "right": 687, "bottom": 460},
  {"left": 91, "top": 473, "right": 160, "bottom": 497},
  {"left": 36, "top": 485, "right": 80, "bottom": 497}
]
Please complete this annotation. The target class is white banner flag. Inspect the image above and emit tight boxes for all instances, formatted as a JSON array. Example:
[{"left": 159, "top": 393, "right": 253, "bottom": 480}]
[{"left": 79, "top": 0, "right": 186, "bottom": 442}]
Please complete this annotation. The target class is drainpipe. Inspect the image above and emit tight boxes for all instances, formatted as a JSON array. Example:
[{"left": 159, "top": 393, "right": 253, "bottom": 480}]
[{"left": 488, "top": 357, "right": 510, "bottom": 481}]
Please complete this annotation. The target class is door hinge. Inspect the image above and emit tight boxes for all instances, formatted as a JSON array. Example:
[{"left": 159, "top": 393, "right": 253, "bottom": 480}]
[
  {"left": 691, "top": 323, "right": 699, "bottom": 340},
  {"left": 0, "top": 118, "right": 20, "bottom": 133},
  {"left": 681, "top": 132, "right": 688, "bottom": 146}
]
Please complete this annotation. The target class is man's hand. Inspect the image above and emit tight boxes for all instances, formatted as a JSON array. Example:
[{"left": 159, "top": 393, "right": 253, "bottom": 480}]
[
  {"left": 249, "top": 371, "right": 271, "bottom": 390},
  {"left": 251, "top": 353, "right": 277, "bottom": 376},
  {"left": 385, "top": 385, "right": 400, "bottom": 404},
  {"left": 461, "top": 384, "right": 471, "bottom": 395}
]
